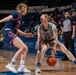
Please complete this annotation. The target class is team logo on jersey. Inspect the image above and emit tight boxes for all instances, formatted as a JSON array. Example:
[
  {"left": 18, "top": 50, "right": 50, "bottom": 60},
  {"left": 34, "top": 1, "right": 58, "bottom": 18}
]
[{"left": 8, "top": 32, "right": 14, "bottom": 37}]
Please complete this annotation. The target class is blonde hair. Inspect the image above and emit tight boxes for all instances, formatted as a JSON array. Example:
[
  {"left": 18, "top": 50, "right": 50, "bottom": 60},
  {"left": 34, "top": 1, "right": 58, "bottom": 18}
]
[
  {"left": 48, "top": 16, "right": 57, "bottom": 26},
  {"left": 41, "top": 14, "right": 57, "bottom": 25},
  {"left": 16, "top": 3, "right": 28, "bottom": 13}
]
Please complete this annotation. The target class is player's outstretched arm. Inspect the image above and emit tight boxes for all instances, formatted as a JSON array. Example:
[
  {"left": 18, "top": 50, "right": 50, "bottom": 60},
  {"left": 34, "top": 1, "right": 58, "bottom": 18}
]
[
  {"left": 0, "top": 15, "right": 13, "bottom": 23},
  {"left": 17, "top": 29, "right": 33, "bottom": 37}
]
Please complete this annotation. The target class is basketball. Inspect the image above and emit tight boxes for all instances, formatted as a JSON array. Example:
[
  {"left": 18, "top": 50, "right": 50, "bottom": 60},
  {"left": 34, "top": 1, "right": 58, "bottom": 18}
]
[{"left": 47, "top": 56, "right": 57, "bottom": 66}]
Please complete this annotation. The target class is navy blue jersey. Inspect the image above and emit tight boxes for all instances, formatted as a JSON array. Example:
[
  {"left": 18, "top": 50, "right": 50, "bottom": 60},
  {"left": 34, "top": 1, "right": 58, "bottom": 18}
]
[
  {"left": 3, "top": 11, "right": 23, "bottom": 45},
  {"left": 5, "top": 11, "right": 22, "bottom": 33}
]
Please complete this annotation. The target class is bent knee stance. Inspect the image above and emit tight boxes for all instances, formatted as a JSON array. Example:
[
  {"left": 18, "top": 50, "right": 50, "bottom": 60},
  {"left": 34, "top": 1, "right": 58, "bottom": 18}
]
[
  {"left": 59, "top": 44, "right": 69, "bottom": 54},
  {"left": 20, "top": 45, "right": 28, "bottom": 53},
  {"left": 23, "top": 45, "right": 28, "bottom": 51},
  {"left": 62, "top": 49, "right": 69, "bottom": 54},
  {"left": 37, "top": 46, "right": 47, "bottom": 55},
  {"left": 37, "top": 49, "right": 46, "bottom": 55},
  {"left": 41, "top": 49, "right": 46, "bottom": 54}
]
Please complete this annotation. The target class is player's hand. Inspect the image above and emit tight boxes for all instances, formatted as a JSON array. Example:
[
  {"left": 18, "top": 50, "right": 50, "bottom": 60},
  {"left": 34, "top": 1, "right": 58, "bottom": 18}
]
[
  {"left": 25, "top": 33, "right": 33, "bottom": 37},
  {"left": 51, "top": 49, "right": 57, "bottom": 57}
]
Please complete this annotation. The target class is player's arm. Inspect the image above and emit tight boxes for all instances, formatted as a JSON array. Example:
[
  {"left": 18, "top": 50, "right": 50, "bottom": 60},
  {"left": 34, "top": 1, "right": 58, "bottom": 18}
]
[
  {"left": 17, "top": 29, "right": 26, "bottom": 36},
  {"left": 37, "top": 32, "right": 41, "bottom": 50},
  {"left": 51, "top": 24, "right": 58, "bottom": 56},
  {"left": 0, "top": 15, "right": 13, "bottom": 23},
  {"left": 17, "top": 29, "right": 33, "bottom": 37},
  {"left": 53, "top": 28, "right": 58, "bottom": 54},
  {"left": 51, "top": 25, "right": 58, "bottom": 56},
  {"left": 37, "top": 26, "right": 41, "bottom": 50},
  {"left": 54, "top": 29, "right": 58, "bottom": 44},
  {"left": 53, "top": 24, "right": 58, "bottom": 44}
]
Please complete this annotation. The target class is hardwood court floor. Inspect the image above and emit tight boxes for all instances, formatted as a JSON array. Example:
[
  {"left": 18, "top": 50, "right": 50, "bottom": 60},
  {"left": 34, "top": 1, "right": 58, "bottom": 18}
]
[{"left": 0, "top": 50, "right": 76, "bottom": 75}]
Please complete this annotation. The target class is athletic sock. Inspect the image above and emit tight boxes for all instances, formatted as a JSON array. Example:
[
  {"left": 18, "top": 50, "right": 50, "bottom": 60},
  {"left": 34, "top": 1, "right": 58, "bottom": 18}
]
[
  {"left": 11, "top": 58, "right": 16, "bottom": 64},
  {"left": 37, "top": 62, "right": 41, "bottom": 68},
  {"left": 20, "top": 60, "right": 25, "bottom": 67}
]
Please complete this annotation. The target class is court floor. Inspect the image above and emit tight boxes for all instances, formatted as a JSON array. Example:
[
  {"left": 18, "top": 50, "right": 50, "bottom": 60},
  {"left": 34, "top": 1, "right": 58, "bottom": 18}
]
[{"left": 0, "top": 50, "right": 76, "bottom": 75}]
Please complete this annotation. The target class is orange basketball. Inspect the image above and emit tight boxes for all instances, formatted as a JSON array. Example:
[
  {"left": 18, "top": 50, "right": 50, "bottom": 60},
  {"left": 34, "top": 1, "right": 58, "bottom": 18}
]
[{"left": 47, "top": 56, "right": 57, "bottom": 66}]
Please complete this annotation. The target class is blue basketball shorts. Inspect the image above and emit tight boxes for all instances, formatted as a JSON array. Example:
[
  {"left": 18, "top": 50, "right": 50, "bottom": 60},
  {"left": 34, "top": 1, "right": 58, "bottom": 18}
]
[{"left": 4, "top": 30, "right": 17, "bottom": 45}]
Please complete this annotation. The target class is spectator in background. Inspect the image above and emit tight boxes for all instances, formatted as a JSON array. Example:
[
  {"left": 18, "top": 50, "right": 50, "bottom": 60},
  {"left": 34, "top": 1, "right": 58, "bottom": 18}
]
[
  {"left": 60, "top": 11, "right": 76, "bottom": 61},
  {"left": 54, "top": 7, "right": 59, "bottom": 15},
  {"left": 74, "top": 2, "right": 76, "bottom": 11},
  {"left": 57, "top": 21, "right": 62, "bottom": 36},
  {"left": 71, "top": 9, "right": 76, "bottom": 17}
]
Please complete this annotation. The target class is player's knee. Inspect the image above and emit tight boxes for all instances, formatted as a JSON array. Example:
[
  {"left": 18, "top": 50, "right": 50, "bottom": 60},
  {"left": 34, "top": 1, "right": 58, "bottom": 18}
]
[
  {"left": 41, "top": 49, "right": 46, "bottom": 54},
  {"left": 63, "top": 49, "right": 68, "bottom": 54},
  {"left": 22, "top": 45, "right": 28, "bottom": 52},
  {"left": 24, "top": 45, "right": 28, "bottom": 51},
  {"left": 37, "top": 50, "right": 41, "bottom": 53}
]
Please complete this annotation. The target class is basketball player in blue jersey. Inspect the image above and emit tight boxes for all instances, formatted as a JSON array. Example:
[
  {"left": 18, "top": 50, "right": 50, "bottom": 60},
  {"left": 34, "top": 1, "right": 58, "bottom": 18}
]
[
  {"left": 35, "top": 14, "right": 76, "bottom": 73},
  {"left": 0, "top": 3, "right": 32, "bottom": 73}
]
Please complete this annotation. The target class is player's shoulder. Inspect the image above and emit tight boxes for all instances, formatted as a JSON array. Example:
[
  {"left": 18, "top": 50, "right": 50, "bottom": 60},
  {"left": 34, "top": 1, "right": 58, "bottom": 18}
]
[
  {"left": 48, "top": 22, "right": 56, "bottom": 28},
  {"left": 11, "top": 11, "right": 20, "bottom": 19},
  {"left": 38, "top": 24, "right": 43, "bottom": 29},
  {"left": 11, "top": 11, "right": 19, "bottom": 15},
  {"left": 11, "top": 11, "right": 20, "bottom": 17}
]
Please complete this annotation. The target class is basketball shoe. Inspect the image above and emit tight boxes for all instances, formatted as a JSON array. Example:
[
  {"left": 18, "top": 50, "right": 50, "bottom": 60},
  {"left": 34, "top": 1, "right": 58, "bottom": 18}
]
[
  {"left": 6, "top": 63, "right": 17, "bottom": 73},
  {"left": 35, "top": 67, "right": 41, "bottom": 73},
  {"left": 17, "top": 66, "right": 31, "bottom": 73}
]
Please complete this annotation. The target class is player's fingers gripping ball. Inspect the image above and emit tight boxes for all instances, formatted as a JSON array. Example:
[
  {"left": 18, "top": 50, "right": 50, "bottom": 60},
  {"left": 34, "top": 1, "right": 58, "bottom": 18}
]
[{"left": 47, "top": 56, "right": 57, "bottom": 66}]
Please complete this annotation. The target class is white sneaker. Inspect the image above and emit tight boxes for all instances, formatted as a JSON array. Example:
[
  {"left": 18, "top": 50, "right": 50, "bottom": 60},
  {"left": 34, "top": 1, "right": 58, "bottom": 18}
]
[
  {"left": 35, "top": 67, "right": 41, "bottom": 73},
  {"left": 17, "top": 66, "right": 31, "bottom": 73},
  {"left": 5, "top": 63, "right": 17, "bottom": 73}
]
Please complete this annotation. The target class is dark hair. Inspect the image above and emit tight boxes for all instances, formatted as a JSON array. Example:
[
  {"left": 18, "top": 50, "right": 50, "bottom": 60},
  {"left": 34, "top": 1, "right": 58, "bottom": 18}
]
[{"left": 64, "top": 11, "right": 70, "bottom": 14}]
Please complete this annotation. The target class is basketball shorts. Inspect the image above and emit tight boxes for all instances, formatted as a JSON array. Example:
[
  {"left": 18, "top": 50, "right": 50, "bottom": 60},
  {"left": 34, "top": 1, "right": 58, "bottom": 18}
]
[{"left": 4, "top": 29, "right": 17, "bottom": 45}]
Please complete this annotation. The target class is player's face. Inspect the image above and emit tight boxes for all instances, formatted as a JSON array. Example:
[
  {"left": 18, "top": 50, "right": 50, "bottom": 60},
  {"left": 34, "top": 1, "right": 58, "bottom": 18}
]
[
  {"left": 40, "top": 15, "right": 48, "bottom": 24},
  {"left": 21, "top": 7, "right": 27, "bottom": 16}
]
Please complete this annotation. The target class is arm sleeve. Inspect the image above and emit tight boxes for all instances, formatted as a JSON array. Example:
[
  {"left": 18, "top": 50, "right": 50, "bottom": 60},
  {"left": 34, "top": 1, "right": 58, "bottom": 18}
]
[
  {"left": 37, "top": 26, "right": 41, "bottom": 33},
  {"left": 52, "top": 24, "right": 57, "bottom": 32},
  {"left": 11, "top": 12, "right": 19, "bottom": 19}
]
